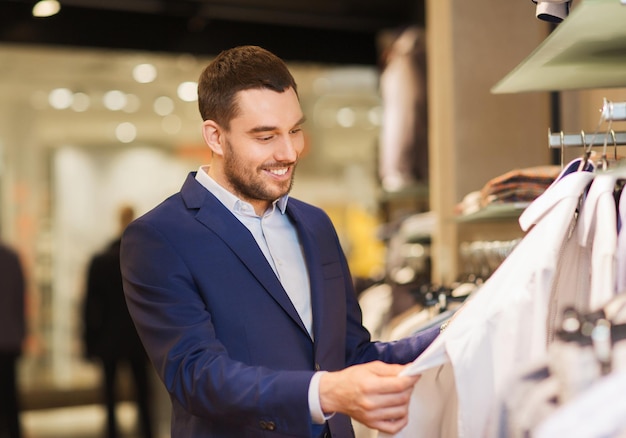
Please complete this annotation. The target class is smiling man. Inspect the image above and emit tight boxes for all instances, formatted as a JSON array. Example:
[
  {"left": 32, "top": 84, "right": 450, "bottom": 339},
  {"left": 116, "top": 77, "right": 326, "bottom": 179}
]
[
  {"left": 202, "top": 86, "right": 305, "bottom": 216},
  {"left": 120, "top": 45, "right": 439, "bottom": 438}
]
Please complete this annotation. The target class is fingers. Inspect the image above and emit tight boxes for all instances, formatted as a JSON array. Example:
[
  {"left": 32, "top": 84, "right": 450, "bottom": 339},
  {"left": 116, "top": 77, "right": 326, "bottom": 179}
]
[
  {"left": 358, "top": 389, "right": 414, "bottom": 435},
  {"left": 370, "top": 416, "right": 410, "bottom": 435},
  {"left": 319, "top": 361, "right": 420, "bottom": 434},
  {"left": 362, "top": 362, "right": 420, "bottom": 394}
]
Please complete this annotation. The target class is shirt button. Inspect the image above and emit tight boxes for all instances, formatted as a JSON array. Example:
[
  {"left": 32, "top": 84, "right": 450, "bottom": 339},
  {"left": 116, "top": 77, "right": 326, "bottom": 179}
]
[{"left": 315, "top": 363, "right": 321, "bottom": 371}]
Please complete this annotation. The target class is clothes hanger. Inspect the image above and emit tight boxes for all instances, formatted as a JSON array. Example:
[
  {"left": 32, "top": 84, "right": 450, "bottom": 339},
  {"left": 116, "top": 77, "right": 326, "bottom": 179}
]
[{"left": 577, "top": 129, "right": 593, "bottom": 172}]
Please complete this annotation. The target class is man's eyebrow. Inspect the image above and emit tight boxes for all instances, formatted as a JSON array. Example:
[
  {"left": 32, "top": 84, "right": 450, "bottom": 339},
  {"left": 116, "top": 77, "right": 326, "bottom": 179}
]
[
  {"left": 248, "top": 125, "right": 277, "bottom": 134},
  {"left": 247, "top": 116, "right": 307, "bottom": 134}
]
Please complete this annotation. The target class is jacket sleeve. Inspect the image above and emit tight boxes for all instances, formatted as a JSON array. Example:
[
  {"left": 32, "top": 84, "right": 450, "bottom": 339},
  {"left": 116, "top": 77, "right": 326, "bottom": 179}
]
[
  {"left": 343, "top": 245, "right": 439, "bottom": 366},
  {"left": 306, "top": 206, "right": 439, "bottom": 367},
  {"left": 120, "top": 217, "right": 315, "bottom": 432}
]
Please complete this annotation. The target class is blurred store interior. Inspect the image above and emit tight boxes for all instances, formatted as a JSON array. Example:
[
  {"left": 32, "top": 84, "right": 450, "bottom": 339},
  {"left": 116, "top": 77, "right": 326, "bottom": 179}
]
[
  {"left": 1, "top": 2, "right": 427, "bottom": 436},
  {"left": 2, "top": 0, "right": 626, "bottom": 436}
]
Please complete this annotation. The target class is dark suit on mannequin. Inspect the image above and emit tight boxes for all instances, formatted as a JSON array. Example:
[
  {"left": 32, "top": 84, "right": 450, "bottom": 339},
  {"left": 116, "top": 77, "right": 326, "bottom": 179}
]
[
  {"left": 121, "top": 173, "right": 438, "bottom": 438},
  {"left": 0, "top": 243, "right": 25, "bottom": 438},
  {"left": 83, "top": 207, "right": 153, "bottom": 438}
]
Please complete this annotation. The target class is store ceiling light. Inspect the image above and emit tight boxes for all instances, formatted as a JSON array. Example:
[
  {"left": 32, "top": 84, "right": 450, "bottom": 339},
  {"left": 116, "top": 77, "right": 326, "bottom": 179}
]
[
  {"left": 177, "top": 81, "right": 198, "bottom": 102},
  {"left": 103, "top": 90, "right": 127, "bottom": 111},
  {"left": 32, "top": 0, "right": 61, "bottom": 17},
  {"left": 133, "top": 63, "right": 157, "bottom": 84}
]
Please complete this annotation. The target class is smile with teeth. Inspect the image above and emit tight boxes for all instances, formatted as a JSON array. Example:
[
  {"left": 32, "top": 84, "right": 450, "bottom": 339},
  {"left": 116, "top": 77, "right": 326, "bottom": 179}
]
[{"left": 268, "top": 168, "right": 288, "bottom": 176}]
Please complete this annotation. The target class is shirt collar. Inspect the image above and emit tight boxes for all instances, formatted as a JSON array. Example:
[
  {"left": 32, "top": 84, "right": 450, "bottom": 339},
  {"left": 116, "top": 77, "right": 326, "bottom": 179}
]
[{"left": 195, "top": 165, "right": 289, "bottom": 215}]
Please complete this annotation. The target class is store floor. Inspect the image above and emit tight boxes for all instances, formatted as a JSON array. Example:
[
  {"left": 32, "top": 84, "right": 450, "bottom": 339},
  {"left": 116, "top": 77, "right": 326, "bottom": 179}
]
[
  {"left": 18, "top": 357, "right": 171, "bottom": 438},
  {"left": 21, "top": 402, "right": 169, "bottom": 438}
]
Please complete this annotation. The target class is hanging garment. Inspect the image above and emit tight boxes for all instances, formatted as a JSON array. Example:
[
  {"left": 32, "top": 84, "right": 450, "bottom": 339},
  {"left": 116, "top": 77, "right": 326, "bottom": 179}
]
[
  {"left": 493, "top": 289, "right": 626, "bottom": 436},
  {"left": 381, "top": 166, "right": 595, "bottom": 438},
  {"left": 604, "top": 293, "right": 626, "bottom": 371},
  {"left": 615, "top": 181, "right": 626, "bottom": 294},
  {"left": 577, "top": 172, "right": 619, "bottom": 311},
  {"left": 490, "top": 360, "right": 559, "bottom": 438},
  {"left": 378, "top": 26, "right": 428, "bottom": 191},
  {"left": 534, "top": 368, "right": 626, "bottom": 437}
]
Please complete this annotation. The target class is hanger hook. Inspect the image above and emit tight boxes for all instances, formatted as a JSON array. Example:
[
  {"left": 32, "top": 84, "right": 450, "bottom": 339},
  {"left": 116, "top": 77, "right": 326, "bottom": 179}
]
[
  {"left": 584, "top": 128, "right": 597, "bottom": 156},
  {"left": 603, "top": 98, "right": 613, "bottom": 121},
  {"left": 611, "top": 129, "right": 618, "bottom": 162},
  {"left": 559, "top": 130, "right": 565, "bottom": 169},
  {"left": 583, "top": 105, "right": 607, "bottom": 158},
  {"left": 578, "top": 130, "right": 591, "bottom": 171},
  {"left": 601, "top": 119, "right": 613, "bottom": 170}
]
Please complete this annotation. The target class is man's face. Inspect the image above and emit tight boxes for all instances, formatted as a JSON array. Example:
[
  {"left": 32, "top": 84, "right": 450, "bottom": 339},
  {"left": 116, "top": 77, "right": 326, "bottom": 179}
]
[{"left": 220, "top": 87, "right": 306, "bottom": 213}]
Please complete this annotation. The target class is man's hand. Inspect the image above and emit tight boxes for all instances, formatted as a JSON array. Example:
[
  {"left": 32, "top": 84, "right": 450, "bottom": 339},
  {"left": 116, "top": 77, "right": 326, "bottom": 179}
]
[{"left": 319, "top": 361, "right": 419, "bottom": 435}]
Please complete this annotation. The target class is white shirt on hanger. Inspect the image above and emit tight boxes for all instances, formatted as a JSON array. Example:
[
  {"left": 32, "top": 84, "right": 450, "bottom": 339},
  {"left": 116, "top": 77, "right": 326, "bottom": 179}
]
[
  {"left": 577, "top": 172, "right": 619, "bottom": 311},
  {"left": 382, "top": 166, "right": 595, "bottom": 438}
]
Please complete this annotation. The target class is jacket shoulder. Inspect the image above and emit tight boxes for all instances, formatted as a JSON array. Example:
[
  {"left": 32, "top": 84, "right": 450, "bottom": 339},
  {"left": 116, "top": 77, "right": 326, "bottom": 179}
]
[{"left": 287, "top": 198, "right": 330, "bottom": 218}]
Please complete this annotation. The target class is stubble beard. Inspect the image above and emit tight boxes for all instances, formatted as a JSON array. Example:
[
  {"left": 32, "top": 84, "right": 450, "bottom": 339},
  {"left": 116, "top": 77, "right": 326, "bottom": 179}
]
[{"left": 223, "top": 140, "right": 296, "bottom": 204}]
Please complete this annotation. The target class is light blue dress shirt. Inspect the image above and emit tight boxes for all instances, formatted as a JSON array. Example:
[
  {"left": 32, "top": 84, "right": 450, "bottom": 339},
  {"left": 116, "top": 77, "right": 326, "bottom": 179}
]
[{"left": 195, "top": 166, "right": 327, "bottom": 423}]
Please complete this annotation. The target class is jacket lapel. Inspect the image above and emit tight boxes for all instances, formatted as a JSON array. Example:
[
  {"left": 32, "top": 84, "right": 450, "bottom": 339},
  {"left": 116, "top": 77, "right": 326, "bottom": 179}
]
[
  {"left": 285, "top": 202, "right": 330, "bottom": 348},
  {"left": 180, "top": 173, "right": 309, "bottom": 336}
]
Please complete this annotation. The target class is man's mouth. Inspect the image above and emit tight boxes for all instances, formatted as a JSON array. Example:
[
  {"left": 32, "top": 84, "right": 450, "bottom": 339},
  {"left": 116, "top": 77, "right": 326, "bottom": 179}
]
[{"left": 268, "top": 167, "right": 289, "bottom": 176}]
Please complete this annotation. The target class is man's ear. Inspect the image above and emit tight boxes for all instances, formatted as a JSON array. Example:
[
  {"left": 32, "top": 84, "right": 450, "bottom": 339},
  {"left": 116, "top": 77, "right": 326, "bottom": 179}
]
[{"left": 201, "top": 120, "right": 224, "bottom": 156}]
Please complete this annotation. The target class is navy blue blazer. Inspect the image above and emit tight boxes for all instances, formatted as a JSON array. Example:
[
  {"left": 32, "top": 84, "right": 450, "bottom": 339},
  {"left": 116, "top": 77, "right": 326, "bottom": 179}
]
[{"left": 120, "top": 172, "right": 438, "bottom": 438}]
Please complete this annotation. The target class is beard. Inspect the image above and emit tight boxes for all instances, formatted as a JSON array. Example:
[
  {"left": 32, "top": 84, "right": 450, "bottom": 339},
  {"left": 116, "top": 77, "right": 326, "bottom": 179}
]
[{"left": 223, "top": 139, "right": 296, "bottom": 204}]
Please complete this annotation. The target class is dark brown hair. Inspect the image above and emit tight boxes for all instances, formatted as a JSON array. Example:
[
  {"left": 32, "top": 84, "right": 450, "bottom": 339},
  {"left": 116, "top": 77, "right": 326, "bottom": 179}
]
[{"left": 197, "top": 45, "right": 298, "bottom": 129}]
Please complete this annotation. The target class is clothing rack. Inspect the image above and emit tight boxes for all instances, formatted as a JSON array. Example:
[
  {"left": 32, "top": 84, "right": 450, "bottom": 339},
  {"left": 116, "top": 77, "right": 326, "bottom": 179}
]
[
  {"left": 601, "top": 98, "right": 626, "bottom": 121},
  {"left": 548, "top": 130, "right": 626, "bottom": 148},
  {"left": 549, "top": 99, "right": 626, "bottom": 149}
]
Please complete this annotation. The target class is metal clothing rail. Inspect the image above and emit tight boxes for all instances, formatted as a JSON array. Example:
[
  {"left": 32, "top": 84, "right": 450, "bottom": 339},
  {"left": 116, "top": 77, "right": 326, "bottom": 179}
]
[
  {"left": 601, "top": 99, "right": 626, "bottom": 121},
  {"left": 548, "top": 99, "right": 626, "bottom": 149},
  {"left": 548, "top": 129, "right": 626, "bottom": 148}
]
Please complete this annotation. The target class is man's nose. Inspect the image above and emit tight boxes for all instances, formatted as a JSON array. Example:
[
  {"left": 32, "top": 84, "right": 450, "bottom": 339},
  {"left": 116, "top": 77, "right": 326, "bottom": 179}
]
[{"left": 275, "top": 135, "right": 299, "bottom": 162}]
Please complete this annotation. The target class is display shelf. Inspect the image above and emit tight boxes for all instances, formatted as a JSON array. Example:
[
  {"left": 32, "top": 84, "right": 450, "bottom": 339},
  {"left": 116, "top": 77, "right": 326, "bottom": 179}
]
[
  {"left": 492, "top": 0, "right": 626, "bottom": 94},
  {"left": 455, "top": 202, "right": 530, "bottom": 223}
]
